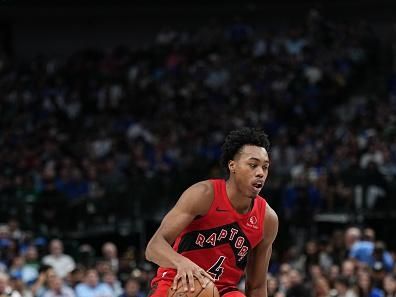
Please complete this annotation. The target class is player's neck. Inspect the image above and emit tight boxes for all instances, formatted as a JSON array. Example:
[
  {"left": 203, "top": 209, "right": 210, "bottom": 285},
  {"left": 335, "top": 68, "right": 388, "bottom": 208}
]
[{"left": 225, "top": 179, "right": 253, "bottom": 214}]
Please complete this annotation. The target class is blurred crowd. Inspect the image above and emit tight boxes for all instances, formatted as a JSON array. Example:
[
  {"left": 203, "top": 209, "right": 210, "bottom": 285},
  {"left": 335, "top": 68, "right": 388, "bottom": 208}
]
[
  {"left": 0, "top": 12, "right": 395, "bottom": 235},
  {"left": 0, "top": 219, "right": 153, "bottom": 297},
  {"left": 250, "top": 226, "right": 396, "bottom": 297},
  {"left": 0, "top": 219, "right": 395, "bottom": 297},
  {"left": 0, "top": 10, "right": 396, "bottom": 297}
]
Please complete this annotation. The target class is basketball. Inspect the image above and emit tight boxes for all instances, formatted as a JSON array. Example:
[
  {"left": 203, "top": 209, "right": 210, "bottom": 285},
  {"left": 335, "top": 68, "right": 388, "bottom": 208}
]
[{"left": 167, "top": 278, "right": 220, "bottom": 297}]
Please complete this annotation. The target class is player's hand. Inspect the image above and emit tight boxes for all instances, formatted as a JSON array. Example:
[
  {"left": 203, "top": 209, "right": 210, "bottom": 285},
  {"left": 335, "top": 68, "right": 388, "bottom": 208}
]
[{"left": 172, "top": 257, "right": 215, "bottom": 292}]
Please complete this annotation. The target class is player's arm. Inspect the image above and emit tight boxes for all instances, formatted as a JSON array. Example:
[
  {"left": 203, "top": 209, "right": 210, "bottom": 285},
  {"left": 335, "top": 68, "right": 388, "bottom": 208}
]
[
  {"left": 245, "top": 204, "right": 278, "bottom": 297},
  {"left": 145, "top": 181, "right": 215, "bottom": 292}
]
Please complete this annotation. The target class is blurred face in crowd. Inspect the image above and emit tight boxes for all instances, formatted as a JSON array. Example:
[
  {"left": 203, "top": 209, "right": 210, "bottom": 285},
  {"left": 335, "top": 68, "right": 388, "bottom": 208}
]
[
  {"left": 373, "top": 241, "right": 386, "bottom": 260},
  {"left": 49, "top": 275, "right": 63, "bottom": 292},
  {"left": 289, "top": 269, "right": 302, "bottom": 286},
  {"left": 69, "top": 268, "right": 85, "bottom": 286},
  {"left": 363, "top": 228, "right": 375, "bottom": 242},
  {"left": 305, "top": 240, "right": 318, "bottom": 255},
  {"left": 314, "top": 277, "right": 330, "bottom": 297},
  {"left": 267, "top": 277, "right": 278, "bottom": 295},
  {"left": 12, "top": 256, "right": 24, "bottom": 268},
  {"left": 50, "top": 240, "right": 63, "bottom": 256},
  {"left": 0, "top": 273, "right": 9, "bottom": 293},
  {"left": 10, "top": 278, "right": 24, "bottom": 293},
  {"left": 0, "top": 273, "right": 8, "bottom": 294},
  {"left": 96, "top": 261, "right": 111, "bottom": 275},
  {"left": 7, "top": 219, "right": 19, "bottom": 232},
  {"left": 329, "top": 265, "right": 340, "bottom": 281},
  {"left": 102, "top": 242, "right": 117, "bottom": 259},
  {"left": 341, "top": 260, "right": 355, "bottom": 278},
  {"left": 279, "top": 274, "right": 291, "bottom": 291},
  {"left": 0, "top": 226, "right": 10, "bottom": 239},
  {"left": 309, "top": 265, "right": 323, "bottom": 279},
  {"left": 103, "top": 272, "right": 116, "bottom": 285},
  {"left": 384, "top": 275, "right": 396, "bottom": 293},
  {"left": 25, "top": 246, "right": 38, "bottom": 261},
  {"left": 344, "top": 227, "right": 361, "bottom": 249},
  {"left": 125, "top": 279, "right": 140, "bottom": 297},
  {"left": 45, "top": 268, "right": 57, "bottom": 285},
  {"left": 358, "top": 272, "right": 372, "bottom": 292},
  {"left": 334, "top": 280, "right": 347, "bottom": 295},
  {"left": 85, "top": 270, "right": 99, "bottom": 287},
  {"left": 279, "top": 263, "right": 291, "bottom": 275}
]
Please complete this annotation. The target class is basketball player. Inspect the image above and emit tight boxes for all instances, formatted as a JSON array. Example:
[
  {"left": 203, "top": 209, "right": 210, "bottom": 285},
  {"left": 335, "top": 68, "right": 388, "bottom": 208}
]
[{"left": 145, "top": 127, "right": 278, "bottom": 297}]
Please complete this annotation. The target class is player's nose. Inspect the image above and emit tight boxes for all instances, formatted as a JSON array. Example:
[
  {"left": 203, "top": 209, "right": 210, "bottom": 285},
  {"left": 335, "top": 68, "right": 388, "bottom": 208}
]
[{"left": 255, "top": 168, "right": 264, "bottom": 177}]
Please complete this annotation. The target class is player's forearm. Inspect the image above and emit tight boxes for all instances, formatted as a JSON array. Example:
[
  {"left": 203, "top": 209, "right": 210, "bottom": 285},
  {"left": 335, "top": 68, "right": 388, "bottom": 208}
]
[{"left": 145, "top": 235, "right": 185, "bottom": 268}]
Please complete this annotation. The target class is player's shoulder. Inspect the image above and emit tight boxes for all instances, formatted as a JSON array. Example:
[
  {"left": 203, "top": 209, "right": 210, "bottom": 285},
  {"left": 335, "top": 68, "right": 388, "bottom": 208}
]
[
  {"left": 185, "top": 180, "right": 214, "bottom": 197},
  {"left": 177, "top": 180, "right": 215, "bottom": 216}
]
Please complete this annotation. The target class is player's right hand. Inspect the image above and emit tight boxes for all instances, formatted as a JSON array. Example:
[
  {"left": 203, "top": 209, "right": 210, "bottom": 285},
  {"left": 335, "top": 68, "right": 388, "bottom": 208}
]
[{"left": 172, "top": 257, "right": 215, "bottom": 293}]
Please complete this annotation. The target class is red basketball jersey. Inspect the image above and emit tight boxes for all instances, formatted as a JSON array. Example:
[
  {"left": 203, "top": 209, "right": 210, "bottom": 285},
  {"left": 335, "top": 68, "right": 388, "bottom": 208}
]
[{"left": 151, "top": 179, "right": 267, "bottom": 293}]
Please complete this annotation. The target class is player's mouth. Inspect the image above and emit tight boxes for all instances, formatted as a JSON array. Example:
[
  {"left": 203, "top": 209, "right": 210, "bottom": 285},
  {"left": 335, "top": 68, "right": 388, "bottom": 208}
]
[{"left": 251, "top": 180, "right": 264, "bottom": 191}]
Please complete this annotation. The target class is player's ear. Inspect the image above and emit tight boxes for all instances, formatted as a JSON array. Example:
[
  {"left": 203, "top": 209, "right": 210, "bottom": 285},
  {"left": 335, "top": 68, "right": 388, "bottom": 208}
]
[{"left": 228, "top": 160, "right": 235, "bottom": 173}]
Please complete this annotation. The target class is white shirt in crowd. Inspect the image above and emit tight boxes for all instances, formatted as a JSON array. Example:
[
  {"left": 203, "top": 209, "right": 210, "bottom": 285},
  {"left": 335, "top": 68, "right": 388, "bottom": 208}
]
[{"left": 42, "top": 254, "right": 76, "bottom": 278}]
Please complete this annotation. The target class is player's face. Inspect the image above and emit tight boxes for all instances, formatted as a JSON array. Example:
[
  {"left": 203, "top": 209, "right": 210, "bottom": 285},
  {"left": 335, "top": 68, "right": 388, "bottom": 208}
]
[{"left": 230, "top": 145, "right": 269, "bottom": 198}]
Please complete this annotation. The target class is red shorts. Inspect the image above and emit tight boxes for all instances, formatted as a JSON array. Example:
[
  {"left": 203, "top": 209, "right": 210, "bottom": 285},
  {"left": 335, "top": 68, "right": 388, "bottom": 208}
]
[{"left": 148, "top": 280, "right": 246, "bottom": 297}]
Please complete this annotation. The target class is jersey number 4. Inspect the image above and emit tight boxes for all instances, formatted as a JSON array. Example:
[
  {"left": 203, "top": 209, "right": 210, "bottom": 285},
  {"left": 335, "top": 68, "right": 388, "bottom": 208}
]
[{"left": 208, "top": 256, "right": 226, "bottom": 280}]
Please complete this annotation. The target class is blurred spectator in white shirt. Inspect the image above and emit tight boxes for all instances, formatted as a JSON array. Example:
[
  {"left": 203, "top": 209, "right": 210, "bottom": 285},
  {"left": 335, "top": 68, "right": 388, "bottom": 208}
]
[{"left": 42, "top": 240, "right": 75, "bottom": 279}]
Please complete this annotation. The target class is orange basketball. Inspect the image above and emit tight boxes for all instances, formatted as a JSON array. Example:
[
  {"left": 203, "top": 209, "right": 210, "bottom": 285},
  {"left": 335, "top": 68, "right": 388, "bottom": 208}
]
[{"left": 167, "top": 278, "right": 220, "bottom": 297}]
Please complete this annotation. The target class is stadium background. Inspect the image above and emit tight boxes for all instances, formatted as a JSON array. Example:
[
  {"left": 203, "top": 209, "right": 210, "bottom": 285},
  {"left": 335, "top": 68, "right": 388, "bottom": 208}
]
[{"left": 0, "top": 1, "right": 396, "bottom": 296}]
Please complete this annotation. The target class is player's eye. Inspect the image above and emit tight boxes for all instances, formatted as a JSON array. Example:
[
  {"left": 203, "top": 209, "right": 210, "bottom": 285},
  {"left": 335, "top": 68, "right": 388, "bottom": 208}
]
[{"left": 249, "top": 164, "right": 257, "bottom": 168}]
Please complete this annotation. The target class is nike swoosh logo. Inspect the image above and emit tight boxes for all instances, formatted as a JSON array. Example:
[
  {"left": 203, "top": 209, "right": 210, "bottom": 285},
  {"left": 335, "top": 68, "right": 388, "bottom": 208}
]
[{"left": 216, "top": 207, "right": 228, "bottom": 212}]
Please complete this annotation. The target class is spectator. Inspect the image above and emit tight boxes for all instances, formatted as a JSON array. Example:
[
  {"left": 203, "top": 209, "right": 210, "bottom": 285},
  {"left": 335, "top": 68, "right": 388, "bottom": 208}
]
[
  {"left": 383, "top": 275, "right": 396, "bottom": 297},
  {"left": 95, "top": 261, "right": 111, "bottom": 279},
  {"left": 75, "top": 269, "right": 114, "bottom": 297},
  {"left": 102, "top": 271, "right": 122, "bottom": 297},
  {"left": 31, "top": 265, "right": 56, "bottom": 297},
  {"left": 118, "top": 278, "right": 144, "bottom": 297},
  {"left": 65, "top": 267, "right": 85, "bottom": 289},
  {"left": 371, "top": 261, "right": 386, "bottom": 291},
  {"left": 0, "top": 272, "right": 22, "bottom": 297},
  {"left": 350, "top": 236, "right": 394, "bottom": 273},
  {"left": 372, "top": 242, "right": 394, "bottom": 272},
  {"left": 42, "top": 240, "right": 75, "bottom": 279},
  {"left": 286, "top": 269, "right": 312, "bottom": 297},
  {"left": 10, "top": 277, "right": 33, "bottom": 297},
  {"left": 101, "top": 243, "right": 119, "bottom": 274},
  {"left": 42, "top": 275, "right": 75, "bottom": 297},
  {"left": 332, "top": 276, "right": 357, "bottom": 297},
  {"left": 349, "top": 228, "right": 375, "bottom": 263},
  {"left": 356, "top": 271, "right": 383, "bottom": 297},
  {"left": 344, "top": 228, "right": 361, "bottom": 258},
  {"left": 268, "top": 275, "right": 281, "bottom": 297},
  {"left": 341, "top": 260, "right": 357, "bottom": 286},
  {"left": 21, "top": 245, "right": 40, "bottom": 284},
  {"left": 312, "top": 277, "right": 330, "bottom": 297}
]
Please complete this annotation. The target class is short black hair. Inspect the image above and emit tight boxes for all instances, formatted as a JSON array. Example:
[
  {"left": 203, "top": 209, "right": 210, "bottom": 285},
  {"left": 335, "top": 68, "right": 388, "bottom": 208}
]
[
  {"left": 220, "top": 127, "right": 270, "bottom": 174},
  {"left": 38, "top": 264, "right": 53, "bottom": 274}
]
